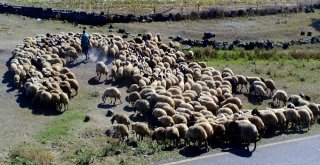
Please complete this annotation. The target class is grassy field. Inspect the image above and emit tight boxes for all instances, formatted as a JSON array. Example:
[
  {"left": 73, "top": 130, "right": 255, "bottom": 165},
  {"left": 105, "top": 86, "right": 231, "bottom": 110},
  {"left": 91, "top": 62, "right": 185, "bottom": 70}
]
[
  {"left": 4, "top": 0, "right": 315, "bottom": 14},
  {"left": 0, "top": 8, "right": 320, "bottom": 165}
]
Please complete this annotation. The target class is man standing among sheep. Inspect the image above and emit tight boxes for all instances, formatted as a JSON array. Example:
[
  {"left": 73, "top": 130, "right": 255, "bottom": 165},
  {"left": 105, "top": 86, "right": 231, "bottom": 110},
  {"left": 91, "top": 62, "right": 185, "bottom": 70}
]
[{"left": 81, "top": 30, "right": 90, "bottom": 60}]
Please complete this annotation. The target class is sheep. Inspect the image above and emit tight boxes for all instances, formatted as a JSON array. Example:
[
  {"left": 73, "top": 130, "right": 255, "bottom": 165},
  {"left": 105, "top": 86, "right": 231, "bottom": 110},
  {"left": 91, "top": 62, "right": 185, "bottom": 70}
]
[
  {"left": 236, "top": 75, "right": 248, "bottom": 92},
  {"left": 221, "top": 97, "right": 242, "bottom": 109},
  {"left": 111, "top": 114, "right": 130, "bottom": 127},
  {"left": 127, "top": 84, "right": 139, "bottom": 93},
  {"left": 185, "top": 125, "right": 208, "bottom": 148},
  {"left": 222, "top": 103, "right": 240, "bottom": 114},
  {"left": 158, "top": 116, "right": 175, "bottom": 127},
  {"left": 272, "top": 90, "right": 288, "bottom": 107},
  {"left": 51, "top": 92, "right": 61, "bottom": 108},
  {"left": 133, "top": 99, "right": 150, "bottom": 116},
  {"left": 283, "top": 108, "right": 300, "bottom": 131},
  {"left": 26, "top": 83, "right": 39, "bottom": 98},
  {"left": 39, "top": 91, "right": 52, "bottom": 105},
  {"left": 251, "top": 109, "right": 278, "bottom": 134},
  {"left": 246, "top": 115, "right": 265, "bottom": 136},
  {"left": 150, "top": 93, "right": 175, "bottom": 108},
  {"left": 13, "top": 74, "right": 21, "bottom": 88},
  {"left": 96, "top": 61, "right": 108, "bottom": 81},
  {"left": 195, "top": 122, "right": 214, "bottom": 141},
  {"left": 132, "top": 122, "right": 150, "bottom": 141},
  {"left": 270, "top": 109, "right": 287, "bottom": 132},
  {"left": 173, "top": 124, "right": 189, "bottom": 143},
  {"left": 102, "top": 87, "right": 122, "bottom": 104},
  {"left": 228, "top": 120, "right": 259, "bottom": 151},
  {"left": 250, "top": 85, "right": 266, "bottom": 98},
  {"left": 113, "top": 124, "right": 129, "bottom": 140},
  {"left": 161, "top": 105, "right": 176, "bottom": 116},
  {"left": 165, "top": 127, "right": 180, "bottom": 146},
  {"left": 152, "top": 127, "right": 166, "bottom": 144},
  {"left": 261, "top": 78, "right": 276, "bottom": 95},
  {"left": 307, "top": 103, "right": 319, "bottom": 120},
  {"left": 172, "top": 114, "right": 188, "bottom": 124},
  {"left": 67, "top": 79, "right": 79, "bottom": 96},
  {"left": 125, "top": 91, "right": 141, "bottom": 105},
  {"left": 209, "top": 122, "right": 226, "bottom": 141},
  {"left": 296, "top": 108, "right": 311, "bottom": 130},
  {"left": 152, "top": 108, "right": 167, "bottom": 118},
  {"left": 59, "top": 92, "right": 69, "bottom": 111},
  {"left": 218, "top": 107, "right": 234, "bottom": 116}
]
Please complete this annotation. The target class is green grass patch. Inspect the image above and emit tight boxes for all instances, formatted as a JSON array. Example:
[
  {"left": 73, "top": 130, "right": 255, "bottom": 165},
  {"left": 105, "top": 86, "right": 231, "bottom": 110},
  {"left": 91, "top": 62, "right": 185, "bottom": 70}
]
[
  {"left": 191, "top": 47, "right": 320, "bottom": 62},
  {"left": 36, "top": 90, "right": 94, "bottom": 144},
  {"left": 36, "top": 110, "right": 84, "bottom": 144}
]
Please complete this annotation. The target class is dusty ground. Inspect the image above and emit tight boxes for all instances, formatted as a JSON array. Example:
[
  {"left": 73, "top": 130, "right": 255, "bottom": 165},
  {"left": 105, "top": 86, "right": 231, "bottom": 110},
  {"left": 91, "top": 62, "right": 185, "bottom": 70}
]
[{"left": 0, "top": 10, "right": 319, "bottom": 164}]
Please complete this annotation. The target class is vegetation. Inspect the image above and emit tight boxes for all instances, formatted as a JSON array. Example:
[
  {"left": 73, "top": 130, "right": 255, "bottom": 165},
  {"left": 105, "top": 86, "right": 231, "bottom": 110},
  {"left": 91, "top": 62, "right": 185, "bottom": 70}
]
[
  {"left": 10, "top": 143, "right": 54, "bottom": 165},
  {"left": 7, "top": 0, "right": 305, "bottom": 14},
  {"left": 191, "top": 47, "right": 320, "bottom": 61}
]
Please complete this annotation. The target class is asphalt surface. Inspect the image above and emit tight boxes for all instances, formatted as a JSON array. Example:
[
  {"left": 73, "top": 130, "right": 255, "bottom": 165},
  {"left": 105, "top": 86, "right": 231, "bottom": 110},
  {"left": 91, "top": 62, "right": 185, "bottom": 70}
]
[{"left": 164, "top": 134, "right": 320, "bottom": 165}]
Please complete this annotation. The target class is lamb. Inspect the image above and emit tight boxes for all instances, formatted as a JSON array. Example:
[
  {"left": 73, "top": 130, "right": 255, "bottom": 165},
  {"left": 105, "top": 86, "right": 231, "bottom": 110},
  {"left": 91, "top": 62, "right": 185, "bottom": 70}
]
[
  {"left": 272, "top": 90, "right": 288, "bottom": 107},
  {"left": 165, "top": 126, "right": 180, "bottom": 146},
  {"left": 102, "top": 87, "right": 122, "bottom": 104},
  {"left": 158, "top": 116, "right": 175, "bottom": 127},
  {"left": 251, "top": 109, "right": 278, "bottom": 134},
  {"left": 152, "top": 127, "right": 166, "bottom": 144},
  {"left": 185, "top": 125, "right": 208, "bottom": 148},
  {"left": 111, "top": 114, "right": 130, "bottom": 127},
  {"left": 132, "top": 122, "right": 150, "bottom": 141},
  {"left": 113, "top": 124, "right": 129, "bottom": 140},
  {"left": 125, "top": 92, "right": 141, "bottom": 105},
  {"left": 96, "top": 61, "right": 108, "bottom": 81}
]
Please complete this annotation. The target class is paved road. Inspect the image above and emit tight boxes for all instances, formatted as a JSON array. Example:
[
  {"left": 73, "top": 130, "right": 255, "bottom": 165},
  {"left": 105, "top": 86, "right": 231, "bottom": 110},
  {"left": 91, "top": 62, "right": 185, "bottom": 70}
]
[{"left": 163, "top": 134, "right": 320, "bottom": 165}]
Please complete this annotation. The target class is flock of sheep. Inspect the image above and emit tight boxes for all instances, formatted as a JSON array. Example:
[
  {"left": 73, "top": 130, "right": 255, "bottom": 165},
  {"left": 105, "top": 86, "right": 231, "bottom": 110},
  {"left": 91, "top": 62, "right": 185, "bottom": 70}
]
[
  {"left": 7, "top": 31, "right": 320, "bottom": 151},
  {"left": 95, "top": 32, "right": 320, "bottom": 150}
]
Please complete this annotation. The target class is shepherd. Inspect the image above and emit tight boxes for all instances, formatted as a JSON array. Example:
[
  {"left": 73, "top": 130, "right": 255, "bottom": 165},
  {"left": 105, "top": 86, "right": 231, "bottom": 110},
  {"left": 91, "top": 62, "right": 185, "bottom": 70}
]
[{"left": 81, "top": 30, "right": 90, "bottom": 60}]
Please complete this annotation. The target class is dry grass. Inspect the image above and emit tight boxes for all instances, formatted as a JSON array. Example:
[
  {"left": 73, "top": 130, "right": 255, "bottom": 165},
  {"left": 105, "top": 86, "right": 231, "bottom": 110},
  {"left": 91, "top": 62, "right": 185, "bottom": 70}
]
[{"left": 10, "top": 143, "right": 55, "bottom": 165}]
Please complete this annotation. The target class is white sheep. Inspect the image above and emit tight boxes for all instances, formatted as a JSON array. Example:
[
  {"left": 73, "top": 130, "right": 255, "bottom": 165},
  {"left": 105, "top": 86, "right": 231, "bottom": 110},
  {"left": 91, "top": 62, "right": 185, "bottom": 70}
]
[
  {"left": 272, "top": 90, "right": 288, "bottom": 107},
  {"left": 96, "top": 61, "right": 108, "bottom": 81}
]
